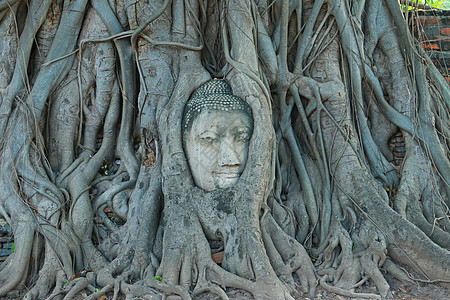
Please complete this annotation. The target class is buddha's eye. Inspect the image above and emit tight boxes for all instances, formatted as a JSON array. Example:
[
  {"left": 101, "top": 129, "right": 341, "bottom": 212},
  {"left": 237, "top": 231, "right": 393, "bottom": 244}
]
[
  {"left": 236, "top": 133, "right": 250, "bottom": 142},
  {"left": 198, "top": 131, "right": 218, "bottom": 144},
  {"left": 200, "top": 136, "right": 218, "bottom": 144}
]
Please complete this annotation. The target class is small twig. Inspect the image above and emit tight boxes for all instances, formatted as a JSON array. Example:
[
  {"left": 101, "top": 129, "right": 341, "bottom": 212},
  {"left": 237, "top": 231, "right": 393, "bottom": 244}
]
[
  {"left": 140, "top": 34, "right": 203, "bottom": 51},
  {"left": 42, "top": 49, "right": 79, "bottom": 67}
]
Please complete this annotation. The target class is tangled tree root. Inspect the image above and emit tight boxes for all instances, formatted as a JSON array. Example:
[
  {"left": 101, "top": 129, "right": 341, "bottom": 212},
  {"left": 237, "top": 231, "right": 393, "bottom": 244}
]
[{"left": 0, "top": 0, "right": 448, "bottom": 299}]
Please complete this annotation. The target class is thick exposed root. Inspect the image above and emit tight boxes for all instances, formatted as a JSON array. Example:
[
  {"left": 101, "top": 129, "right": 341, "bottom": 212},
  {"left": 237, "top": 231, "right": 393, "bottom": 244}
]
[
  {"left": 319, "top": 277, "right": 382, "bottom": 299},
  {"left": 262, "top": 213, "right": 316, "bottom": 295},
  {"left": 0, "top": 1, "right": 448, "bottom": 300},
  {"left": 23, "top": 248, "right": 63, "bottom": 300},
  {"left": 313, "top": 219, "right": 395, "bottom": 298},
  {"left": 0, "top": 219, "right": 34, "bottom": 297},
  {"left": 63, "top": 278, "right": 91, "bottom": 300},
  {"left": 151, "top": 203, "right": 296, "bottom": 299}
]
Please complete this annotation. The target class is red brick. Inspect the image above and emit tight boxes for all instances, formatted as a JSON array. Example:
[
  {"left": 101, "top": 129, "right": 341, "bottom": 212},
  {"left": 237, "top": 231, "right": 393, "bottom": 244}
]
[
  {"left": 442, "top": 28, "right": 450, "bottom": 35},
  {"left": 211, "top": 251, "right": 223, "bottom": 264},
  {"left": 422, "top": 43, "right": 440, "bottom": 50},
  {"left": 420, "top": 18, "right": 439, "bottom": 23}
]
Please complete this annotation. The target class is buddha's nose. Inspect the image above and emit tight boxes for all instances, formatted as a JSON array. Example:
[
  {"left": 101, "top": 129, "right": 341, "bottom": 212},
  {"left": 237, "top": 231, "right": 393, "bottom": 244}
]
[{"left": 218, "top": 139, "right": 240, "bottom": 167}]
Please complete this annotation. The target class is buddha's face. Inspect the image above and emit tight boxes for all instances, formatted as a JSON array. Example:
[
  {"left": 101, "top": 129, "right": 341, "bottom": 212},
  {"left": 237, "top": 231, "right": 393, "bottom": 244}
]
[{"left": 184, "top": 109, "right": 253, "bottom": 191}]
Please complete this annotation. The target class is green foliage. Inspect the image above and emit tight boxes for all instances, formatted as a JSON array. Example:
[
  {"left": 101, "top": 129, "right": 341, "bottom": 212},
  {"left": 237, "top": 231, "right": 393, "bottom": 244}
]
[
  {"left": 441, "top": 1, "right": 450, "bottom": 9},
  {"left": 401, "top": 0, "right": 450, "bottom": 10},
  {"left": 428, "top": 0, "right": 443, "bottom": 8}
]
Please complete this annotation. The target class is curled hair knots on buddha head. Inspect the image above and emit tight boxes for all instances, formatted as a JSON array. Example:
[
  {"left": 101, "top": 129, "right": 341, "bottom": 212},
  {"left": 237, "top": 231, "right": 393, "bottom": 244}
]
[{"left": 182, "top": 79, "right": 253, "bottom": 134}]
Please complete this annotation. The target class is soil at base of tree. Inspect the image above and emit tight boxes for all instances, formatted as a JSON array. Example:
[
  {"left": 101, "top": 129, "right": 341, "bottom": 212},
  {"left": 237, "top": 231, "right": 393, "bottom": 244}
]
[{"left": 1, "top": 265, "right": 448, "bottom": 300}]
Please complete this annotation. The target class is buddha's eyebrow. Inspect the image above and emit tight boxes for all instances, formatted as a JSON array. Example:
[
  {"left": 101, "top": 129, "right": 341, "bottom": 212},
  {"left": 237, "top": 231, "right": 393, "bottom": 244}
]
[{"left": 235, "top": 127, "right": 252, "bottom": 133}]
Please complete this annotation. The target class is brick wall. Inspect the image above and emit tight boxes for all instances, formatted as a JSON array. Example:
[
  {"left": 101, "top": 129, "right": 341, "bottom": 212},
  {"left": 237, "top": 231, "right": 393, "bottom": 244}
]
[
  {"left": 412, "top": 10, "right": 450, "bottom": 83},
  {"left": 0, "top": 223, "right": 12, "bottom": 262}
]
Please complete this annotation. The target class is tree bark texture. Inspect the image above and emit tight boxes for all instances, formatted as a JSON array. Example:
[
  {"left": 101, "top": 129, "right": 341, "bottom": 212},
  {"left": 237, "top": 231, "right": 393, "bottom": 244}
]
[{"left": 0, "top": 0, "right": 448, "bottom": 299}]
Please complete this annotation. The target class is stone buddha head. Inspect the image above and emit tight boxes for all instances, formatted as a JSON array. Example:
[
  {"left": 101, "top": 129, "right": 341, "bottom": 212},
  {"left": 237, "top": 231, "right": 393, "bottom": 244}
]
[{"left": 182, "top": 79, "right": 253, "bottom": 191}]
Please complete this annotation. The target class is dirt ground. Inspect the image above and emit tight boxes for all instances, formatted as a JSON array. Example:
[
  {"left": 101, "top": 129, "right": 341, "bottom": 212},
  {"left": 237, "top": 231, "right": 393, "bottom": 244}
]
[
  {"left": 192, "top": 266, "right": 450, "bottom": 300},
  {"left": 2, "top": 263, "right": 449, "bottom": 300}
]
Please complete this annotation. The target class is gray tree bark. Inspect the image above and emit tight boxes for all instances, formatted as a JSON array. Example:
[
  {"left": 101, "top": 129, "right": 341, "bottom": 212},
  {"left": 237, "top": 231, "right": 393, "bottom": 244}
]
[{"left": 0, "top": 0, "right": 448, "bottom": 299}]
